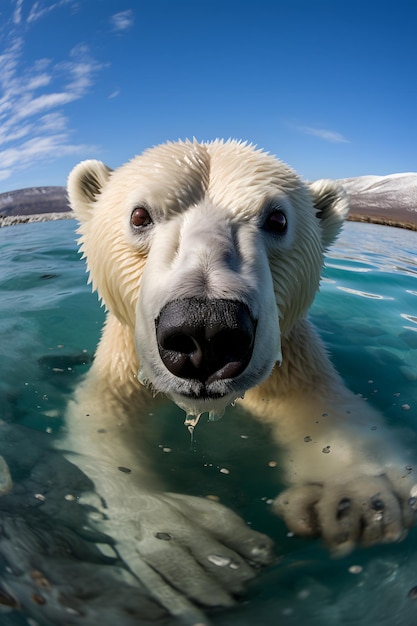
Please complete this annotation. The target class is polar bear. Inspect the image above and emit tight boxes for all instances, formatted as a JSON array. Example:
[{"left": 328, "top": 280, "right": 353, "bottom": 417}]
[{"left": 66, "top": 139, "right": 416, "bottom": 624}]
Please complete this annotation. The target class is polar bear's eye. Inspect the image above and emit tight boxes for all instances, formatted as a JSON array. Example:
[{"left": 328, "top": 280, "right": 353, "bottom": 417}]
[
  {"left": 263, "top": 209, "right": 287, "bottom": 234},
  {"left": 131, "top": 207, "right": 153, "bottom": 228}
]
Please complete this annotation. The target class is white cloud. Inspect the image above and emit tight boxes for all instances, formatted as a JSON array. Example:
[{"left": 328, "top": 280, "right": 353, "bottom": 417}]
[
  {"left": 110, "top": 9, "right": 134, "bottom": 32},
  {"left": 0, "top": 3, "right": 103, "bottom": 184},
  {"left": 25, "top": 73, "right": 52, "bottom": 91},
  {"left": 12, "top": 92, "right": 76, "bottom": 122},
  {"left": 0, "top": 134, "right": 92, "bottom": 170},
  {"left": 297, "top": 125, "right": 350, "bottom": 144},
  {"left": 0, "top": 169, "right": 12, "bottom": 181},
  {"left": 12, "top": 0, "right": 24, "bottom": 24},
  {"left": 27, "top": 0, "right": 75, "bottom": 24}
]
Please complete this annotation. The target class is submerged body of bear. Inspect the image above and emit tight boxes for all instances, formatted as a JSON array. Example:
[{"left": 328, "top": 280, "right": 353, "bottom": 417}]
[{"left": 66, "top": 140, "right": 416, "bottom": 623}]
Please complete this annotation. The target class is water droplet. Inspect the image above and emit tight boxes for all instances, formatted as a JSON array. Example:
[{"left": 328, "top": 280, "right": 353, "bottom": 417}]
[
  {"left": 184, "top": 413, "right": 201, "bottom": 445},
  {"left": 410, "top": 484, "right": 417, "bottom": 498},
  {"left": 304, "top": 435, "right": 312, "bottom": 442},
  {"left": 408, "top": 496, "right": 417, "bottom": 510},
  {"left": 208, "top": 408, "right": 225, "bottom": 422},
  {"left": 322, "top": 445, "right": 331, "bottom": 454},
  {"left": 282, "top": 608, "right": 294, "bottom": 616},
  {"left": 184, "top": 413, "right": 199, "bottom": 426},
  {"left": 184, "top": 413, "right": 201, "bottom": 429},
  {"left": 137, "top": 369, "right": 149, "bottom": 387},
  {"left": 187, "top": 426, "right": 195, "bottom": 445}
]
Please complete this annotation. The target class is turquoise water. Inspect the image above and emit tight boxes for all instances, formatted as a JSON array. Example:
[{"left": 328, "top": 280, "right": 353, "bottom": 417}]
[{"left": 0, "top": 219, "right": 416, "bottom": 625}]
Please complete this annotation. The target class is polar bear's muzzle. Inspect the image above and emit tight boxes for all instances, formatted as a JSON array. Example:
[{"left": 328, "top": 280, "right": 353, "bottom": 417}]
[
  {"left": 134, "top": 201, "right": 282, "bottom": 414},
  {"left": 156, "top": 297, "right": 256, "bottom": 389}
]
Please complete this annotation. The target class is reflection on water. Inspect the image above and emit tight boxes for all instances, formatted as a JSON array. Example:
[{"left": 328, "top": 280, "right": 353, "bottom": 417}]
[
  {"left": 336, "top": 286, "right": 388, "bottom": 300},
  {"left": 0, "top": 220, "right": 416, "bottom": 625},
  {"left": 401, "top": 313, "right": 417, "bottom": 328}
]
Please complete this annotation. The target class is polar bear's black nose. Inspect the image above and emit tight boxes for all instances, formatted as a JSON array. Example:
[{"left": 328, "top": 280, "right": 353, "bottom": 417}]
[{"left": 156, "top": 298, "right": 256, "bottom": 384}]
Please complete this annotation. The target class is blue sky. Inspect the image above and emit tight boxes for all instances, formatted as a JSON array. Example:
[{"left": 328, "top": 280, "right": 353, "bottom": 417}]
[{"left": 0, "top": 0, "right": 416, "bottom": 192}]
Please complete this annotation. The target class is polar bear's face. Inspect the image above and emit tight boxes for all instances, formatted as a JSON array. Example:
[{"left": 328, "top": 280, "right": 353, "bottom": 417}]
[{"left": 68, "top": 140, "right": 349, "bottom": 417}]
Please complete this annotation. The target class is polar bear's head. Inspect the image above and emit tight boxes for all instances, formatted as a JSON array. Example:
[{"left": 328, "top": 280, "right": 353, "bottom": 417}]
[{"left": 68, "top": 140, "right": 349, "bottom": 417}]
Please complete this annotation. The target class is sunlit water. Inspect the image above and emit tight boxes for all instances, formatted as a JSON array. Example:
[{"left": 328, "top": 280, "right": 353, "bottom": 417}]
[{"left": 0, "top": 220, "right": 416, "bottom": 626}]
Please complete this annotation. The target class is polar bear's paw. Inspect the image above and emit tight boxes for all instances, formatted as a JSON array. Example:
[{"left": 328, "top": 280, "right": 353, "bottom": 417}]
[
  {"left": 99, "top": 493, "right": 275, "bottom": 624},
  {"left": 274, "top": 474, "right": 417, "bottom": 556}
]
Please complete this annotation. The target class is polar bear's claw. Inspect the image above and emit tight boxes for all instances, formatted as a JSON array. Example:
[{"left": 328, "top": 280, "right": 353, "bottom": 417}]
[{"left": 274, "top": 474, "right": 415, "bottom": 556}]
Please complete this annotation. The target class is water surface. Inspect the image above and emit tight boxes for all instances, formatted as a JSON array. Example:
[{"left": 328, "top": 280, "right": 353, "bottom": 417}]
[{"left": 0, "top": 220, "right": 416, "bottom": 626}]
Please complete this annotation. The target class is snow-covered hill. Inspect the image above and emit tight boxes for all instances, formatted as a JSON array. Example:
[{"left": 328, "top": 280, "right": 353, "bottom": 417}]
[
  {"left": 0, "top": 186, "right": 68, "bottom": 216},
  {"left": 339, "top": 172, "right": 417, "bottom": 224}
]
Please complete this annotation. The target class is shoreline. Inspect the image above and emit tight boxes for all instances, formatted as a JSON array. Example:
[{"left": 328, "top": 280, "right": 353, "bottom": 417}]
[
  {"left": 0, "top": 212, "right": 74, "bottom": 228},
  {"left": 347, "top": 213, "right": 417, "bottom": 231}
]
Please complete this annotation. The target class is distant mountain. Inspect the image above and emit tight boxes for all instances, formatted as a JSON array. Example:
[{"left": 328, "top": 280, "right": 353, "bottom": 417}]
[
  {"left": 0, "top": 174, "right": 416, "bottom": 229},
  {"left": 0, "top": 186, "right": 68, "bottom": 217},
  {"left": 339, "top": 172, "right": 417, "bottom": 229}
]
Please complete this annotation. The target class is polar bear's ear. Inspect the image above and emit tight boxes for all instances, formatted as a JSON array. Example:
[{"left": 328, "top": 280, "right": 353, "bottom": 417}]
[
  {"left": 309, "top": 179, "right": 350, "bottom": 249},
  {"left": 67, "top": 160, "right": 113, "bottom": 222}
]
